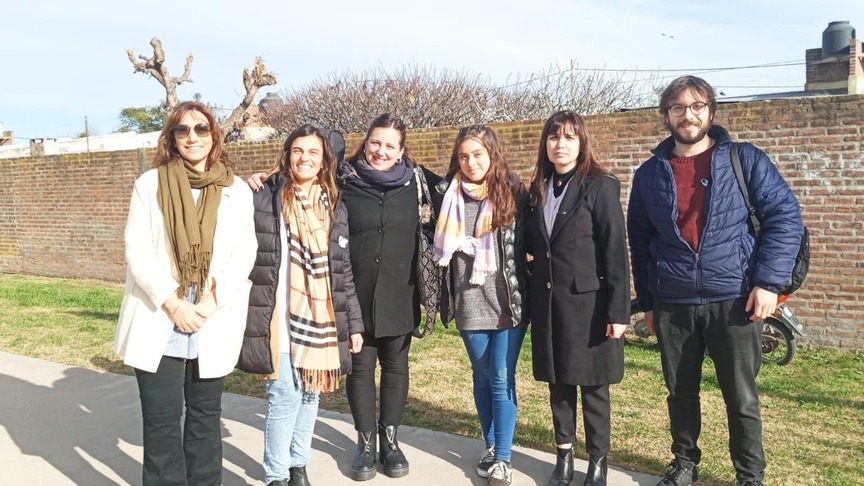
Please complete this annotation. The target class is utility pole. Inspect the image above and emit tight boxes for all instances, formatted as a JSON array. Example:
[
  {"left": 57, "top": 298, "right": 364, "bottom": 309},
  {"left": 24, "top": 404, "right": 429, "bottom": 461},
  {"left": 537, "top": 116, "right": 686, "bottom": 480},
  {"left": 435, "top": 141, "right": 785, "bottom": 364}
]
[{"left": 85, "top": 116, "right": 91, "bottom": 154}]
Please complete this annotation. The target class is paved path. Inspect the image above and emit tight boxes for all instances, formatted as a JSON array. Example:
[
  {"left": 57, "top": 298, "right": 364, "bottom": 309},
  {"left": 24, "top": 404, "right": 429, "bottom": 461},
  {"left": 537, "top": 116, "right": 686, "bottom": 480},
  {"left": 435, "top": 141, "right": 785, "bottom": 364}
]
[{"left": 0, "top": 351, "right": 660, "bottom": 485}]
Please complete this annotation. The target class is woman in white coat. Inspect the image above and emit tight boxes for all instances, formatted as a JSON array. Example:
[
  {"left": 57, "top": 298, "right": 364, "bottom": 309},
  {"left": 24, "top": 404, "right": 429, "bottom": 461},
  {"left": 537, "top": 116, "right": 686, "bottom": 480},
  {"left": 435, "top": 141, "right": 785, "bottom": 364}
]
[{"left": 114, "top": 101, "right": 257, "bottom": 486}]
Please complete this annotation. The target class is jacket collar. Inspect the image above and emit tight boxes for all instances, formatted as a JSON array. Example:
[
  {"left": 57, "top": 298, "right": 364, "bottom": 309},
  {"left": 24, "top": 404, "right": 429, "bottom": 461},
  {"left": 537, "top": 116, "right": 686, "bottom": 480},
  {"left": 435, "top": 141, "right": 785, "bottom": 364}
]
[{"left": 651, "top": 124, "right": 732, "bottom": 160}]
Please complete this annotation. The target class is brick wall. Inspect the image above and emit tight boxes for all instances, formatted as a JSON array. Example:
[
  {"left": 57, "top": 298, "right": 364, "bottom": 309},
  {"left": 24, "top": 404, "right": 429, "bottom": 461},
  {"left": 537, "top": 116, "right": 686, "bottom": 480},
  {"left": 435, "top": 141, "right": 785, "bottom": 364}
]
[{"left": 1, "top": 95, "right": 862, "bottom": 349}]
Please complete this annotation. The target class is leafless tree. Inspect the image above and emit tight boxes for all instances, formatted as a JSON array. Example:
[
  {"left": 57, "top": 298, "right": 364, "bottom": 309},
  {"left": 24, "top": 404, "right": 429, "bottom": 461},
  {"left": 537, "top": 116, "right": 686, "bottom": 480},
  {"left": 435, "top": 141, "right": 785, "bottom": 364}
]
[
  {"left": 126, "top": 38, "right": 277, "bottom": 140},
  {"left": 259, "top": 62, "right": 661, "bottom": 135},
  {"left": 126, "top": 38, "right": 193, "bottom": 109}
]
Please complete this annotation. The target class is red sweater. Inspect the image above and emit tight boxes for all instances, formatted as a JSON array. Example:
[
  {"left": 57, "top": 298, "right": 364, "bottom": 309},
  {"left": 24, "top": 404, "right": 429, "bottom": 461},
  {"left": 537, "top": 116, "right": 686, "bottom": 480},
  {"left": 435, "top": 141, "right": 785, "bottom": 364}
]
[{"left": 669, "top": 145, "right": 714, "bottom": 252}]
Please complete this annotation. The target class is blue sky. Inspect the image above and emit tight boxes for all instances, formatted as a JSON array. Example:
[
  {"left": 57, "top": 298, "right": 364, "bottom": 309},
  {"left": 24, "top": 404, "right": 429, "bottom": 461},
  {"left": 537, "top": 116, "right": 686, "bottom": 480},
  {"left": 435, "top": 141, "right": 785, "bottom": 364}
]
[{"left": 1, "top": 0, "right": 860, "bottom": 140}]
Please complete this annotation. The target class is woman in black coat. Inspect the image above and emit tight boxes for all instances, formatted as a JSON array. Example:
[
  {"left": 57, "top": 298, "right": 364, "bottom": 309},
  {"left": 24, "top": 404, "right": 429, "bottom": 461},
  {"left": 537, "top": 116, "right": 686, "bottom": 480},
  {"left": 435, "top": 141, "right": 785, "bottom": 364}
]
[
  {"left": 336, "top": 113, "right": 441, "bottom": 482},
  {"left": 526, "top": 111, "right": 630, "bottom": 486},
  {"left": 238, "top": 125, "right": 363, "bottom": 486}
]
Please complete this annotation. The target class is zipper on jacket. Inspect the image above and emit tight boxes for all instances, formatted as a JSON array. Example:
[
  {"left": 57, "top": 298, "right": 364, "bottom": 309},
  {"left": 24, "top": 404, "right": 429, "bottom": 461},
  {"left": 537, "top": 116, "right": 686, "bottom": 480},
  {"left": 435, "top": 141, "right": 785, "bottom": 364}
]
[{"left": 498, "top": 226, "right": 517, "bottom": 327}]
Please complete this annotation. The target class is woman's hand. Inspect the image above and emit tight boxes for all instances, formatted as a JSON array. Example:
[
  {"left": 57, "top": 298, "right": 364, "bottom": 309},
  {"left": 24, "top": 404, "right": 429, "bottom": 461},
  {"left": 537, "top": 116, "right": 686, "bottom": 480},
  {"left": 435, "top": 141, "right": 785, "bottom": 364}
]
[
  {"left": 349, "top": 333, "right": 364, "bottom": 353},
  {"left": 246, "top": 172, "right": 268, "bottom": 192},
  {"left": 606, "top": 323, "right": 627, "bottom": 339},
  {"left": 194, "top": 284, "right": 218, "bottom": 319},
  {"left": 171, "top": 301, "right": 206, "bottom": 333}
]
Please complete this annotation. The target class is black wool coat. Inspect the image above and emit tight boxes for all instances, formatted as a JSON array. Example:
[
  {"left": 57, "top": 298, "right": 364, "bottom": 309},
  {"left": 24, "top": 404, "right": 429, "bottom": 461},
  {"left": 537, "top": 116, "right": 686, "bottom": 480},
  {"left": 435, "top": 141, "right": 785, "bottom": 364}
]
[
  {"left": 237, "top": 174, "right": 363, "bottom": 376},
  {"left": 337, "top": 164, "right": 443, "bottom": 337},
  {"left": 527, "top": 173, "right": 631, "bottom": 386}
]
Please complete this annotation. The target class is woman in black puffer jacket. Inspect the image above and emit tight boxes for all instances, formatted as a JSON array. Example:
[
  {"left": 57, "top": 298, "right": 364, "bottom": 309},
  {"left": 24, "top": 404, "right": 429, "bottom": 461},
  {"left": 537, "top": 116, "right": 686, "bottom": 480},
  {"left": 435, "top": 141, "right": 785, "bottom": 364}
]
[{"left": 238, "top": 125, "right": 363, "bottom": 486}]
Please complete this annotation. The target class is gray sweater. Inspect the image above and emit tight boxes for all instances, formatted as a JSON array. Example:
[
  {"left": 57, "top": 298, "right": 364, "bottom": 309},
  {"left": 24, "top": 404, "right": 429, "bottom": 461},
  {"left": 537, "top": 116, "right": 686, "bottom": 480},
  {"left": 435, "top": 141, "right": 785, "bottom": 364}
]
[{"left": 451, "top": 199, "right": 513, "bottom": 331}]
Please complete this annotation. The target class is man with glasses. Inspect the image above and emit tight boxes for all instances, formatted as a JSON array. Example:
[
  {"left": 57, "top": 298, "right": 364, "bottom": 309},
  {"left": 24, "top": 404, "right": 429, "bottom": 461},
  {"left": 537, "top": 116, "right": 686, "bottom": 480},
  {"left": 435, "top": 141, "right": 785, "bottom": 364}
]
[{"left": 627, "top": 76, "right": 804, "bottom": 486}]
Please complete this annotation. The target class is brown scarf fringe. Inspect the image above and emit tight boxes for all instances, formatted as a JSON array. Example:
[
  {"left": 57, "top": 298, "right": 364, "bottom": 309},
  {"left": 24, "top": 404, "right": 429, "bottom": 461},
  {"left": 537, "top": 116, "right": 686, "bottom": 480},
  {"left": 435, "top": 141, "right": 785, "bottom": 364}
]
[{"left": 301, "top": 368, "right": 341, "bottom": 394}]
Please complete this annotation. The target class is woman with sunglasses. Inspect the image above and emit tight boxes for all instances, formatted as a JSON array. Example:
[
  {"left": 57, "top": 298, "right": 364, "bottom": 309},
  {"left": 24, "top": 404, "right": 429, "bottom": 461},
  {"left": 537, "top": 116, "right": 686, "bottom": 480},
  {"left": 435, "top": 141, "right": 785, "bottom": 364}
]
[
  {"left": 115, "top": 101, "right": 257, "bottom": 485},
  {"left": 237, "top": 125, "right": 364, "bottom": 486},
  {"left": 433, "top": 125, "right": 529, "bottom": 486},
  {"left": 526, "top": 111, "right": 630, "bottom": 486}
]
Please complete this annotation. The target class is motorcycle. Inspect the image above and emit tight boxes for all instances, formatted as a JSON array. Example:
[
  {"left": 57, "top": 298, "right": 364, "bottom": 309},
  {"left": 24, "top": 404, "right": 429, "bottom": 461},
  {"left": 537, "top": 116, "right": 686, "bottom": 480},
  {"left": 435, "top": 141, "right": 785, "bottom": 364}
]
[{"left": 625, "top": 295, "right": 807, "bottom": 365}]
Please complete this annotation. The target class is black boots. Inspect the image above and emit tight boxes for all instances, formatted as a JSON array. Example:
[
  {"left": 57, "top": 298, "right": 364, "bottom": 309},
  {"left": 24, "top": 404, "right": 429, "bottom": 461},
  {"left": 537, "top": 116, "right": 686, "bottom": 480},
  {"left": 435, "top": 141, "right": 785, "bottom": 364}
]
[
  {"left": 584, "top": 455, "right": 607, "bottom": 486},
  {"left": 351, "top": 430, "right": 377, "bottom": 481},
  {"left": 378, "top": 421, "right": 409, "bottom": 478},
  {"left": 548, "top": 448, "right": 574, "bottom": 486},
  {"left": 287, "top": 465, "right": 311, "bottom": 486}
]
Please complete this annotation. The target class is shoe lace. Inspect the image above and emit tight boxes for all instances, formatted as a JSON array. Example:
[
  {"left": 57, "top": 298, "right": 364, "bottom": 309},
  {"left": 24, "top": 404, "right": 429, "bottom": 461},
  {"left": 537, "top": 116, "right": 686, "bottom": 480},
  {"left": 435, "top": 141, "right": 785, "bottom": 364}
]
[
  {"left": 488, "top": 461, "right": 511, "bottom": 480},
  {"left": 479, "top": 446, "right": 495, "bottom": 463}
]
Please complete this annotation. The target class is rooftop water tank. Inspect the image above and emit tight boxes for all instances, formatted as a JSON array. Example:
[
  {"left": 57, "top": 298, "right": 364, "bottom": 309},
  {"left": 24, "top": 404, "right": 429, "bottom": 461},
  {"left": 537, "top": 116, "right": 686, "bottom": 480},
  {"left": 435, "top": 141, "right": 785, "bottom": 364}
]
[{"left": 822, "top": 21, "right": 855, "bottom": 56}]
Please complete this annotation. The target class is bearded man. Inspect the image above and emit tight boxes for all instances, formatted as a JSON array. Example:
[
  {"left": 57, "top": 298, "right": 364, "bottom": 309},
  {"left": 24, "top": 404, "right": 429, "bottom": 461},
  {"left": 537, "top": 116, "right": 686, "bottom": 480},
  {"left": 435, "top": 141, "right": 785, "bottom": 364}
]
[{"left": 627, "top": 76, "right": 804, "bottom": 486}]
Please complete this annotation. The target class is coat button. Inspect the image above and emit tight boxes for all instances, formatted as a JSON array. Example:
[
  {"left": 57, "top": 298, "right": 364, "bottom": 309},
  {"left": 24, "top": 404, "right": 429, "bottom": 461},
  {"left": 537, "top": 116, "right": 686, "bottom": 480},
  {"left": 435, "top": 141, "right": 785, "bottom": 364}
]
[
  {"left": 546, "top": 252, "right": 550, "bottom": 258},
  {"left": 378, "top": 227, "right": 384, "bottom": 234},
  {"left": 378, "top": 200, "right": 385, "bottom": 206},
  {"left": 546, "top": 282, "right": 551, "bottom": 289},
  {"left": 375, "top": 256, "right": 382, "bottom": 263}
]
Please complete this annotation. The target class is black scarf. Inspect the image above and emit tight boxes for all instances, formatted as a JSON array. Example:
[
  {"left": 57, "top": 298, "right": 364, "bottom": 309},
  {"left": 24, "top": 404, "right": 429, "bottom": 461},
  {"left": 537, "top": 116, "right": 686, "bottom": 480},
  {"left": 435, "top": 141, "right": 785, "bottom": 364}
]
[{"left": 340, "top": 155, "right": 414, "bottom": 189}]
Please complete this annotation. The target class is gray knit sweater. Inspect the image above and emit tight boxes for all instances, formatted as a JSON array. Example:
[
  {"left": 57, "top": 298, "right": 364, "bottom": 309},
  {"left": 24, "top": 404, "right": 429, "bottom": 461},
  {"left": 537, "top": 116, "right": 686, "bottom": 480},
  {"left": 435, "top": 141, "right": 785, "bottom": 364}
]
[{"left": 451, "top": 199, "right": 513, "bottom": 330}]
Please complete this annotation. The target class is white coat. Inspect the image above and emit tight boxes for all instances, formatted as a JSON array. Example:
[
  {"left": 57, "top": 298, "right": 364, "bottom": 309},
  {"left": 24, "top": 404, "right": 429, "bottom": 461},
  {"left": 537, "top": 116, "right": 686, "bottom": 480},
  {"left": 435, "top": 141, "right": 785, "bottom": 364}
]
[{"left": 114, "top": 168, "right": 257, "bottom": 378}]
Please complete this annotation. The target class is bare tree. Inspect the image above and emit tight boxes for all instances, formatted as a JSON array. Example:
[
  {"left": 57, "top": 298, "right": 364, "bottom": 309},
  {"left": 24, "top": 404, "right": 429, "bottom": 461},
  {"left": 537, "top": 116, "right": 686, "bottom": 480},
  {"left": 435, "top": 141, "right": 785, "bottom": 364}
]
[
  {"left": 126, "top": 38, "right": 193, "bottom": 109},
  {"left": 259, "top": 62, "right": 661, "bottom": 135},
  {"left": 126, "top": 38, "right": 277, "bottom": 140},
  {"left": 221, "top": 57, "right": 278, "bottom": 137}
]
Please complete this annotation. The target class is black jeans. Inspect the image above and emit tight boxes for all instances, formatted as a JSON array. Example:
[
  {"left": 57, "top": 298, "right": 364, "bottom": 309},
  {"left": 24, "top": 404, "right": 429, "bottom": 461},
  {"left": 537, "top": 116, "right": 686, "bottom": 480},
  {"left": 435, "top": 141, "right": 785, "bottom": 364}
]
[
  {"left": 135, "top": 356, "right": 225, "bottom": 486},
  {"left": 549, "top": 383, "right": 611, "bottom": 456},
  {"left": 346, "top": 332, "right": 412, "bottom": 432},
  {"left": 655, "top": 298, "right": 765, "bottom": 483}
]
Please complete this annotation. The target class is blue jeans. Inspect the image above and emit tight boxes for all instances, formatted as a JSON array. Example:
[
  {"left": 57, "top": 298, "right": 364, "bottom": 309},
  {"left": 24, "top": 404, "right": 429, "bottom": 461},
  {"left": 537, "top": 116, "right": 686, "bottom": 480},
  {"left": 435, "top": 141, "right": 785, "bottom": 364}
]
[
  {"left": 264, "top": 353, "right": 320, "bottom": 483},
  {"left": 460, "top": 326, "right": 527, "bottom": 461}
]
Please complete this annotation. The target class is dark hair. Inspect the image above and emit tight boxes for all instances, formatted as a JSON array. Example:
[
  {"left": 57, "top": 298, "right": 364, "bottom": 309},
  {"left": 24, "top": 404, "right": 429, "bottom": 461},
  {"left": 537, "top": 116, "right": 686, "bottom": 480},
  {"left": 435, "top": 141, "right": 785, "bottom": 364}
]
[
  {"left": 529, "top": 110, "right": 607, "bottom": 206},
  {"left": 658, "top": 75, "right": 718, "bottom": 116},
  {"left": 447, "top": 125, "right": 523, "bottom": 229},
  {"left": 152, "top": 101, "right": 232, "bottom": 169},
  {"left": 345, "top": 113, "right": 414, "bottom": 163},
  {"left": 276, "top": 124, "right": 337, "bottom": 218}
]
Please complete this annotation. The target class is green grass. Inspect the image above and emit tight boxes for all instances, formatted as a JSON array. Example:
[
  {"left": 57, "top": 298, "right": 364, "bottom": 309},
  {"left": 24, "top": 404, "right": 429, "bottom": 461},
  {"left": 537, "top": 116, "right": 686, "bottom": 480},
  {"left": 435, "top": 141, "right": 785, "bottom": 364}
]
[{"left": 1, "top": 273, "right": 863, "bottom": 485}]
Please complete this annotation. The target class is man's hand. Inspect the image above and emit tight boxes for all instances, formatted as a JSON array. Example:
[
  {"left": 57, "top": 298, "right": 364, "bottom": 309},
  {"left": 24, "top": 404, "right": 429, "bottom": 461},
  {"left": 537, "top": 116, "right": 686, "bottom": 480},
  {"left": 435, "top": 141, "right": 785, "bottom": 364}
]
[
  {"left": 746, "top": 286, "right": 778, "bottom": 321},
  {"left": 606, "top": 323, "right": 627, "bottom": 339},
  {"left": 246, "top": 173, "right": 267, "bottom": 191},
  {"left": 644, "top": 310, "right": 655, "bottom": 335}
]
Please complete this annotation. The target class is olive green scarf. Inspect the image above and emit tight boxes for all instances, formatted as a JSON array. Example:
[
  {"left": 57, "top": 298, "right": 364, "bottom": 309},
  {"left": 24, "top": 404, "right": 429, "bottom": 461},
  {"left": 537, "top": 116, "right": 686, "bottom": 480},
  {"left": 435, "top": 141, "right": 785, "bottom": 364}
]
[{"left": 157, "top": 158, "right": 234, "bottom": 301}]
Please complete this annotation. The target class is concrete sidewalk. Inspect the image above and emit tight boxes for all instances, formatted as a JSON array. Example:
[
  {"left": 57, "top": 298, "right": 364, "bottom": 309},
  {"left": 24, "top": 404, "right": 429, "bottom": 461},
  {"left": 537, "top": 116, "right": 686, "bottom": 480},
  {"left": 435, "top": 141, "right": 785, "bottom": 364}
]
[{"left": 0, "top": 351, "right": 660, "bottom": 485}]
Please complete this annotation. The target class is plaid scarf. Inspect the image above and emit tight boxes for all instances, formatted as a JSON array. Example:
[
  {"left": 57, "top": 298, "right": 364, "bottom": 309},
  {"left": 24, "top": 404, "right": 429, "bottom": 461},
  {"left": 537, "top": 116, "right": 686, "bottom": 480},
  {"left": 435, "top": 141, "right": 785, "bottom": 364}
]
[
  {"left": 283, "top": 182, "right": 340, "bottom": 393},
  {"left": 433, "top": 172, "right": 497, "bottom": 284}
]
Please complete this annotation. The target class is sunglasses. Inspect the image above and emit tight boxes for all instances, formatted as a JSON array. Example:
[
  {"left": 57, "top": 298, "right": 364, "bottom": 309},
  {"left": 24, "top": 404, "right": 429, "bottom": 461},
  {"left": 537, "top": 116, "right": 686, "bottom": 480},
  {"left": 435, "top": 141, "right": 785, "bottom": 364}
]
[{"left": 172, "top": 123, "right": 211, "bottom": 139}]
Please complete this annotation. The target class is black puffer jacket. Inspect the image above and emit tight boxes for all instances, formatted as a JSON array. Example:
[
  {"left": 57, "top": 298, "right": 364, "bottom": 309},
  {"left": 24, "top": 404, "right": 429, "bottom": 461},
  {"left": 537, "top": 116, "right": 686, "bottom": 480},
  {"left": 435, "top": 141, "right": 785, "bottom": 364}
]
[
  {"left": 237, "top": 173, "right": 363, "bottom": 376},
  {"left": 436, "top": 176, "right": 530, "bottom": 327}
]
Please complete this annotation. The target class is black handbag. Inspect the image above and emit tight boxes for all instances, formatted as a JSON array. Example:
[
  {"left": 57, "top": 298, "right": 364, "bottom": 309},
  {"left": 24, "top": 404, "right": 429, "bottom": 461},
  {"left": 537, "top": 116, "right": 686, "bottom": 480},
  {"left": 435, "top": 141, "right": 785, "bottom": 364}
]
[{"left": 412, "top": 167, "right": 443, "bottom": 337}]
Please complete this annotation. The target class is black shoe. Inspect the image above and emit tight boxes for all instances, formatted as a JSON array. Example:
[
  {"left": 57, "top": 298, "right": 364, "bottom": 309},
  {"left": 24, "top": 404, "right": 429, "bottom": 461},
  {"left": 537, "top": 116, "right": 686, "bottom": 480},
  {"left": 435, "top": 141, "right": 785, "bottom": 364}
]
[
  {"left": 736, "top": 481, "right": 763, "bottom": 486},
  {"left": 351, "top": 430, "right": 377, "bottom": 481},
  {"left": 378, "top": 421, "right": 409, "bottom": 478},
  {"left": 656, "top": 458, "right": 698, "bottom": 486},
  {"left": 267, "top": 480, "right": 289, "bottom": 486},
  {"left": 584, "top": 455, "right": 607, "bottom": 486},
  {"left": 288, "top": 465, "right": 311, "bottom": 486},
  {"left": 548, "top": 448, "right": 574, "bottom": 486}
]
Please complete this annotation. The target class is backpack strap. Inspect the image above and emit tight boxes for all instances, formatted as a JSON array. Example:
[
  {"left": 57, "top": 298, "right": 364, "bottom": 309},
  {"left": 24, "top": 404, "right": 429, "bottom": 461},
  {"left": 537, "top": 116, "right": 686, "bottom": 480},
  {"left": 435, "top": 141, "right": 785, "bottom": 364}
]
[{"left": 729, "top": 142, "right": 761, "bottom": 237}]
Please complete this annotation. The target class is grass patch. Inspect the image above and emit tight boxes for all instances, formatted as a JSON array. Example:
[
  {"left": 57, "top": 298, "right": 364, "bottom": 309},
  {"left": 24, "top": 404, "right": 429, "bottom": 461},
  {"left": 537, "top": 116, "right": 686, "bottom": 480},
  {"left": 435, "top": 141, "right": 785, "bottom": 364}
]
[{"left": 1, "top": 273, "right": 862, "bottom": 484}]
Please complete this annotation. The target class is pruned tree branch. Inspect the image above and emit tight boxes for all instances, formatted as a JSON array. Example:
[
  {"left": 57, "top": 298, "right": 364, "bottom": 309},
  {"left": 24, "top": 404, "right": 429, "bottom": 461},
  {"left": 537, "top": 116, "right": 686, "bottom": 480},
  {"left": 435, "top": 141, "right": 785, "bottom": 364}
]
[
  {"left": 220, "top": 57, "right": 278, "bottom": 137},
  {"left": 126, "top": 37, "right": 193, "bottom": 109}
]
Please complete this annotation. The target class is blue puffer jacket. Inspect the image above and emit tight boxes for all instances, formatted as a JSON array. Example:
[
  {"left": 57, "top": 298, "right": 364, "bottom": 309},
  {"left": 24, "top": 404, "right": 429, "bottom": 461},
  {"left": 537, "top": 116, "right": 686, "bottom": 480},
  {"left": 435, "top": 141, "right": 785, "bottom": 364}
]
[{"left": 627, "top": 125, "right": 804, "bottom": 309}]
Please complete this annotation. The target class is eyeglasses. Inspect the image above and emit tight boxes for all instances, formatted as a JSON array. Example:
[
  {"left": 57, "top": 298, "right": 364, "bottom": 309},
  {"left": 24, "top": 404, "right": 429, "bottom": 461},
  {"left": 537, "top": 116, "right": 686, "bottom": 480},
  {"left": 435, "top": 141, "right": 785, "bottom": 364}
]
[
  {"left": 667, "top": 102, "right": 708, "bottom": 117},
  {"left": 172, "top": 123, "right": 211, "bottom": 139}
]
